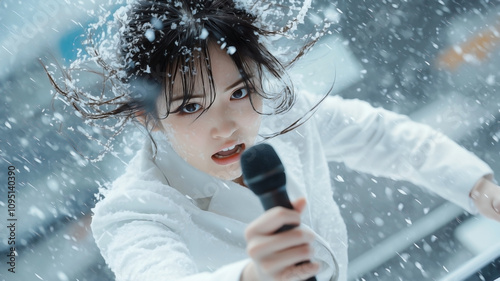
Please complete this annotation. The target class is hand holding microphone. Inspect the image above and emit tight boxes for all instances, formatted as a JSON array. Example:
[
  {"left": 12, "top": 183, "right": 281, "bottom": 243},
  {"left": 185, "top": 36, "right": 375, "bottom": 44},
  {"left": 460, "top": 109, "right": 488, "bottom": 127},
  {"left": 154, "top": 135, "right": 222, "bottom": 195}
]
[{"left": 240, "top": 144, "right": 319, "bottom": 281}]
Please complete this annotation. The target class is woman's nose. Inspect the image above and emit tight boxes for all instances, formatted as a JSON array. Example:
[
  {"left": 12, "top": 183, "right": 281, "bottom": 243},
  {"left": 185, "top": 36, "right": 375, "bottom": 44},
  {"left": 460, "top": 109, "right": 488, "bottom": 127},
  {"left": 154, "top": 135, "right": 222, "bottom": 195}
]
[{"left": 211, "top": 115, "right": 238, "bottom": 139}]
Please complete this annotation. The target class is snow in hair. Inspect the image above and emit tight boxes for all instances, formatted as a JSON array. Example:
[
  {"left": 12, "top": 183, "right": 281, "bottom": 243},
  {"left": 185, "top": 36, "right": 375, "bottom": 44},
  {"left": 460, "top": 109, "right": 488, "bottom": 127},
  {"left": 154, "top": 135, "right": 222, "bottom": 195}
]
[{"left": 44, "top": 0, "right": 337, "bottom": 161}]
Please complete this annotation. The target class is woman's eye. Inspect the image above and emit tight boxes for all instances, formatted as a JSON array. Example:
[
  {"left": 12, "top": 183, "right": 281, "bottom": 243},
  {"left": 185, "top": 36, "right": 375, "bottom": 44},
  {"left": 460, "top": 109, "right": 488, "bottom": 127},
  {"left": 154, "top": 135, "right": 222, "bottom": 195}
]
[
  {"left": 181, "top": 103, "right": 202, "bottom": 114},
  {"left": 231, "top": 88, "right": 249, "bottom": 100}
]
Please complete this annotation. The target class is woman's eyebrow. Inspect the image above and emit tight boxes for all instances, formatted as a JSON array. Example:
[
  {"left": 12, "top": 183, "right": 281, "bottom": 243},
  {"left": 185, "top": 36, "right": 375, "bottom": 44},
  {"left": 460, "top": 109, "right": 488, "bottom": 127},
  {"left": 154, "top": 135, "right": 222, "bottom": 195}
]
[
  {"left": 224, "top": 75, "right": 253, "bottom": 91},
  {"left": 171, "top": 94, "right": 205, "bottom": 103},
  {"left": 170, "top": 75, "right": 253, "bottom": 102}
]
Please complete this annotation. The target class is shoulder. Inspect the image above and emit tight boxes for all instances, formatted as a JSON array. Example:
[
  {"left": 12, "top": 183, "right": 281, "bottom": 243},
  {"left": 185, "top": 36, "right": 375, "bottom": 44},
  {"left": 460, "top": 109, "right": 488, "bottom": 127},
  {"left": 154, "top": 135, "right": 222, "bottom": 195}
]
[
  {"left": 92, "top": 140, "right": 194, "bottom": 227},
  {"left": 287, "top": 90, "right": 354, "bottom": 126},
  {"left": 116, "top": 140, "right": 166, "bottom": 186}
]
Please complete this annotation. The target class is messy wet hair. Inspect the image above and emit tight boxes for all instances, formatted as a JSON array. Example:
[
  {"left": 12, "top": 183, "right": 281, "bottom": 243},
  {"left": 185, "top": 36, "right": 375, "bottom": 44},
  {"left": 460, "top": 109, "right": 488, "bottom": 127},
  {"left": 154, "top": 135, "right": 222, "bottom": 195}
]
[
  {"left": 44, "top": 0, "right": 332, "bottom": 160},
  {"left": 121, "top": 0, "right": 294, "bottom": 122}
]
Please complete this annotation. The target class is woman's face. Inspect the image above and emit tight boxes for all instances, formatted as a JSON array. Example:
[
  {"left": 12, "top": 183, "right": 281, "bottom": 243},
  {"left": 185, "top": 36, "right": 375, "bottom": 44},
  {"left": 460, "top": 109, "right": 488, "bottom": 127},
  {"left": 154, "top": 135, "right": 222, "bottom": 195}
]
[{"left": 157, "top": 44, "right": 262, "bottom": 181}]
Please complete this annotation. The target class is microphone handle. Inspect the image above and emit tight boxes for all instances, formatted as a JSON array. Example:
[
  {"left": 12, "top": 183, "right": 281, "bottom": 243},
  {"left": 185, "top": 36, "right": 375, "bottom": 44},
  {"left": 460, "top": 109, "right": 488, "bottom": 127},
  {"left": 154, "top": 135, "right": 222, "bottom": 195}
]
[{"left": 259, "top": 186, "right": 317, "bottom": 281}]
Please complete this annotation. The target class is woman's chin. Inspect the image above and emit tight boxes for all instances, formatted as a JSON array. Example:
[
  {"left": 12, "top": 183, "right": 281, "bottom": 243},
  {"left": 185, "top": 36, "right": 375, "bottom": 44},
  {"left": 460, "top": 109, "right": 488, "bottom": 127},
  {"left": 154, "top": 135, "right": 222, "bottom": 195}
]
[{"left": 210, "top": 165, "right": 242, "bottom": 182}]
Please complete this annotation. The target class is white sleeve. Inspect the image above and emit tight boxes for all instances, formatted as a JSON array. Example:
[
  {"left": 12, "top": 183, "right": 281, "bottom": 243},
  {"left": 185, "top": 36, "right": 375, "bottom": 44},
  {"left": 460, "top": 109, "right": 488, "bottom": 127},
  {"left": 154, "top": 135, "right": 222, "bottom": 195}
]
[
  {"left": 93, "top": 220, "right": 249, "bottom": 281},
  {"left": 91, "top": 181, "right": 249, "bottom": 281},
  {"left": 311, "top": 93, "right": 493, "bottom": 213}
]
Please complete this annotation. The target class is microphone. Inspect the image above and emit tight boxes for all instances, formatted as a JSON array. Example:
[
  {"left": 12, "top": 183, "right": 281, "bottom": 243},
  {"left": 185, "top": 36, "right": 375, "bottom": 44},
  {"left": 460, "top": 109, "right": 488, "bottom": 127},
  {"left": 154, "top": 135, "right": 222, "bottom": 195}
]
[{"left": 240, "top": 143, "right": 317, "bottom": 281}]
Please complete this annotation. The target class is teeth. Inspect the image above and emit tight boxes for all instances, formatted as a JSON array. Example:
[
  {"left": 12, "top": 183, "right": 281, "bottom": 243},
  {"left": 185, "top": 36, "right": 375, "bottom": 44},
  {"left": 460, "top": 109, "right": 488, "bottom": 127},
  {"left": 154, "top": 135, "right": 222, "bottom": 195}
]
[{"left": 221, "top": 145, "right": 236, "bottom": 152}]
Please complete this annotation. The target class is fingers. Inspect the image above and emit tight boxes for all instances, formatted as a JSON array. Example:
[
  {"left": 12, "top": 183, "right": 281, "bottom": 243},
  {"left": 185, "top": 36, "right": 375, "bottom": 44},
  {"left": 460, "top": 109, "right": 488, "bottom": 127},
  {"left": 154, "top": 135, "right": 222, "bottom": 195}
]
[
  {"left": 253, "top": 244, "right": 320, "bottom": 281},
  {"left": 291, "top": 197, "right": 307, "bottom": 213},
  {"left": 260, "top": 243, "right": 315, "bottom": 272},
  {"left": 489, "top": 197, "right": 500, "bottom": 222},
  {"left": 278, "top": 261, "right": 320, "bottom": 281},
  {"left": 493, "top": 198, "right": 500, "bottom": 214},
  {"left": 243, "top": 260, "right": 320, "bottom": 281},
  {"left": 245, "top": 207, "right": 300, "bottom": 238},
  {"left": 243, "top": 198, "right": 319, "bottom": 281},
  {"left": 471, "top": 178, "right": 500, "bottom": 222},
  {"left": 246, "top": 227, "right": 316, "bottom": 260}
]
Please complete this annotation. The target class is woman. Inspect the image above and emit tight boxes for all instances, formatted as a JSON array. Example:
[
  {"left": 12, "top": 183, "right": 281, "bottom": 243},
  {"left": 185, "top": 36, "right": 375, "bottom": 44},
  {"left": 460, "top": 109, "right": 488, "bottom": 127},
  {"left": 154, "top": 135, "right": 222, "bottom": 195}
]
[{"left": 47, "top": 0, "right": 500, "bottom": 280}]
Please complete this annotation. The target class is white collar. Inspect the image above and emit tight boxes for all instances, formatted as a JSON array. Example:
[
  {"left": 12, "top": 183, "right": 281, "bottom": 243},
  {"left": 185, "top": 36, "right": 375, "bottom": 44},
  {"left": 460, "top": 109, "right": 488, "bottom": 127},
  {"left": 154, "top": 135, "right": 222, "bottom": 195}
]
[{"left": 145, "top": 131, "right": 264, "bottom": 223}]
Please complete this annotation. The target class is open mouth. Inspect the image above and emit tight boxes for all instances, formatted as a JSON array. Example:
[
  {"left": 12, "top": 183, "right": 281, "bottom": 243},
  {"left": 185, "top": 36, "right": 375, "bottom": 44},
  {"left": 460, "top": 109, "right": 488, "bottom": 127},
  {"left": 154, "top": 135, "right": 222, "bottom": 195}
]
[{"left": 211, "top": 143, "right": 245, "bottom": 165}]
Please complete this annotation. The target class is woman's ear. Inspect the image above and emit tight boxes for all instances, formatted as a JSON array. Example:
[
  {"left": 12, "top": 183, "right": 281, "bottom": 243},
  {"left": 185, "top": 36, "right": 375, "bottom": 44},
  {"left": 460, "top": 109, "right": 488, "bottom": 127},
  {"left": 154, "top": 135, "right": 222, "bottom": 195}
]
[{"left": 135, "top": 111, "right": 161, "bottom": 132}]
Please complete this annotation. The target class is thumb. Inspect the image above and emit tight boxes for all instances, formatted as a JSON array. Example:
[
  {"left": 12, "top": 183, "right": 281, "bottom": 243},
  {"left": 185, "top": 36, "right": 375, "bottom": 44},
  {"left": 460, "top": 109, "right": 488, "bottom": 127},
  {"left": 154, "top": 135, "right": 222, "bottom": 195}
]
[
  {"left": 493, "top": 198, "right": 500, "bottom": 214},
  {"left": 291, "top": 197, "right": 307, "bottom": 213}
]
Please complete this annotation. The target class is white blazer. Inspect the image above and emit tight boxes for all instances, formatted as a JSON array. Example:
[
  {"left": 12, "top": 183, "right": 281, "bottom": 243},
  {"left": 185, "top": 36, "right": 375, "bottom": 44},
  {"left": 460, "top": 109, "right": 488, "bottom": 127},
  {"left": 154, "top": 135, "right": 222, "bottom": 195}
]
[{"left": 91, "top": 91, "right": 493, "bottom": 281}]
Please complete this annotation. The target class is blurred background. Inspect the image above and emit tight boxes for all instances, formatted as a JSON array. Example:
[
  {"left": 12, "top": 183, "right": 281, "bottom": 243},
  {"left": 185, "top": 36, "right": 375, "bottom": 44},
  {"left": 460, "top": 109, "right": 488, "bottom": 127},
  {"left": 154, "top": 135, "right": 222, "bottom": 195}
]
[{"left": 1, "top": 0, "right": 499, "bottom": 280}]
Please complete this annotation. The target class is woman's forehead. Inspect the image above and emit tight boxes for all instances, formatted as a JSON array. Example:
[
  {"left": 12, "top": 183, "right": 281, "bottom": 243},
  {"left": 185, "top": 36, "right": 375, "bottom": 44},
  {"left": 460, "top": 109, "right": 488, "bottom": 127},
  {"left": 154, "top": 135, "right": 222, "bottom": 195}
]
[{"left": 169, "top": 43, "right": 247, "bottom": 95}]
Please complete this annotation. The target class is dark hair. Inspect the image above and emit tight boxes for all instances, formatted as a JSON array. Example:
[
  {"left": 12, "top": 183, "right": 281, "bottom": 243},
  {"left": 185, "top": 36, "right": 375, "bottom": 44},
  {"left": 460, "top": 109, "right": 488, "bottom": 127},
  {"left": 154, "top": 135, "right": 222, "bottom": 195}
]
[
  {"left": 44, "top": 0, "right": 332, "bottom": 159},
  {"left": 121, "top": 0, "right": 295, "bottom": 120}
]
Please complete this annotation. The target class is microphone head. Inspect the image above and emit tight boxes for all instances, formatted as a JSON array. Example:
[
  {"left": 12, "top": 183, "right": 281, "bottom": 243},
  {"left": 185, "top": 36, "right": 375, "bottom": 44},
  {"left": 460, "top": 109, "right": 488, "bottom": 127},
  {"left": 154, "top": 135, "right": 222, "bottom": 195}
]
[{"left": 240, "top": 143, "right": 286, "bottom": 195}]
